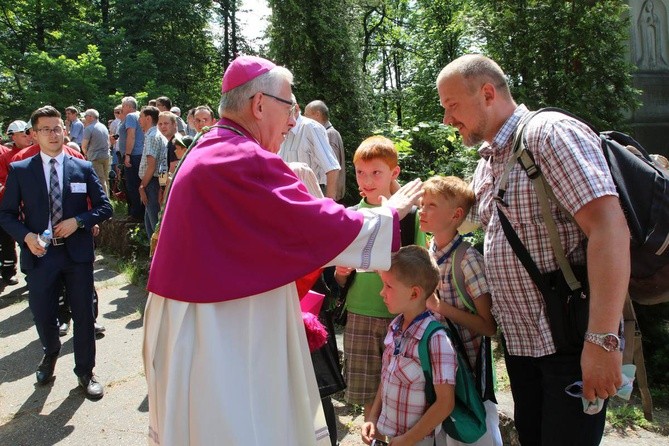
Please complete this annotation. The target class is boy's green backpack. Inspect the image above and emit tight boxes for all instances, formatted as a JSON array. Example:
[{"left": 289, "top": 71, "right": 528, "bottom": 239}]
[
  {"left": 449, "top": 241, "right": 497, "bottom": 403},
  {"left": 418, "top": 320, "right": 487, "bottom": 443}
]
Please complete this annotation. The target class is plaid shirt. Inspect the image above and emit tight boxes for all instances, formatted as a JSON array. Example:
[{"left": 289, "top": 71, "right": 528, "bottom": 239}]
[
  {"left": 377, "top": 313, "right": 457, "bottom": 438},
  {"left": 430, "top": 235, "right": 489, "bottom": 369},
  {"left": 139, "top": 126, "right": 168, "bottom": 179},
  {"left": 470, "top": 105, "right": 618, "bottom": 357}
]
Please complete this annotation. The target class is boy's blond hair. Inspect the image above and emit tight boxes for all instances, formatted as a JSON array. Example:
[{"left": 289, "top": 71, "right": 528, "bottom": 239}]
[
  {"left": 423, "top": 175, "right": 476, "bottom": 216},
  {"left": 389, "top": 245, "right": 440, "bottom": 299},
  {"left": 353, "top": 135, "right": 398, "bottom": 169}
]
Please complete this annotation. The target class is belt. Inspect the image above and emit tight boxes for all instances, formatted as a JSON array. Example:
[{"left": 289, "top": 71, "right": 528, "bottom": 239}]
[{"left": 51, "top": 237, "right": 66, "bottom": 246}]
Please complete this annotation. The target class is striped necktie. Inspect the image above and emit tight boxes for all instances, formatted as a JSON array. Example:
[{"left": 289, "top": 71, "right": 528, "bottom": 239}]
[{"left": 49, "top": 158, "right": 63, "bottom": 226}]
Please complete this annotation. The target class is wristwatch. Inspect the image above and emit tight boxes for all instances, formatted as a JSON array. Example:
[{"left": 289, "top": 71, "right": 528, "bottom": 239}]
[
  {"left": 75, "top": 216, "right": 85, "bottom": 229},
  {"left": 584, "top": 332, "right": 620, "bottom": 352}
]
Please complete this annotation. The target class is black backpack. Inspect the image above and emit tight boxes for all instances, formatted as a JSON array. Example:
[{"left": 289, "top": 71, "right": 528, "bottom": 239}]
[{"left": 505, "top": 107, "right": 669, "bottom": 305}]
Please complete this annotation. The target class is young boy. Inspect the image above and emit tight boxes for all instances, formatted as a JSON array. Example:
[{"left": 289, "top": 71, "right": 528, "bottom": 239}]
[
  {"left": 361, "top": 245, "right": 456, "bottom": 446},
  {"left": 419, "top": 175, "right": 501, "bottom": 446},
  {"left": 335, "top": 136, "right": 426, "bottom": 416}
]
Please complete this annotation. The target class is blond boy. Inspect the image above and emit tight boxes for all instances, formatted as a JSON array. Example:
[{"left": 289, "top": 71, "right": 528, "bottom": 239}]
[{"left": 420, "top": 175, "right": 501, "bottom": 446}]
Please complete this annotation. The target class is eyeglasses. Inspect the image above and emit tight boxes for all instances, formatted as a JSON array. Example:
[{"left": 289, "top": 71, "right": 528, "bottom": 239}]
[
  {"left": 36, "top": 127, "right": 64, "bottom": 136},
  {"left": 251, "top": 92, "right": 297, "bottom": 116},
  {"left": 114, "top": 111, "right": 120, "bottom": 115}
]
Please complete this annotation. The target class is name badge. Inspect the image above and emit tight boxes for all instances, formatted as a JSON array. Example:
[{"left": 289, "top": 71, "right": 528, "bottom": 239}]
[{"left": 71, "top": 183, "right": 87, "bottom": 193}]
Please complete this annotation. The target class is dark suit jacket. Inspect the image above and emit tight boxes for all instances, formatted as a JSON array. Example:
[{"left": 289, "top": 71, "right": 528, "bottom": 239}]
[{"left": 0, "top": 152, "right": 112, "bottom": 271}]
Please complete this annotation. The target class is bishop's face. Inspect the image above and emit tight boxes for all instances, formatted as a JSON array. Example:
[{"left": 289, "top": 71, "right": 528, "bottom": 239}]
[{"left": 257, "top": 81, "right": 296, "bottom": 153}]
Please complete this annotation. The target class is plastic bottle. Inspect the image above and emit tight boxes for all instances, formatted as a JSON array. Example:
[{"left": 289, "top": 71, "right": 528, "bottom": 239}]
[{"left": 37, "top": 229, "right": 52, "bottom": 249}]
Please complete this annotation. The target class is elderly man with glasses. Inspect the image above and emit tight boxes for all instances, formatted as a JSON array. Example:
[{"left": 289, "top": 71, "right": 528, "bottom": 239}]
[{"left": 143, "top": 55, "right": 424, "bottom": 446}]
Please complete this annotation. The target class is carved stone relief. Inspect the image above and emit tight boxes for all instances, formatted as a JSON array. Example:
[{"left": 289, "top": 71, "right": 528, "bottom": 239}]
[{"left": 633, "top": 0, "right": 669, "bottom": 71}]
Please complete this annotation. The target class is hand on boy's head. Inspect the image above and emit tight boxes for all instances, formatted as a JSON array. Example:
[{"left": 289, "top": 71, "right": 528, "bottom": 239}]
[{"left": 383, "top": 178, "right": 423, "bottom": 220}]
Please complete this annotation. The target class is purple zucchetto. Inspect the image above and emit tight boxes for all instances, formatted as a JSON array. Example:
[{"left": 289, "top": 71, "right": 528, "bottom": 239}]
[{"left": 221, "top": 56, "right": 277, "bottom": 93}]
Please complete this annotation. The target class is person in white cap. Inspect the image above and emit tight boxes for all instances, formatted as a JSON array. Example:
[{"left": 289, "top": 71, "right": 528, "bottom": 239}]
[
  {"left": 0, "top": 120, "right": 34, "bottom": 286},
  {"left": 142, "top": 55, "right": 424, "bottom": 446},
  {"left": 5, "top": 120, "right": 33, "bottom": 150}
]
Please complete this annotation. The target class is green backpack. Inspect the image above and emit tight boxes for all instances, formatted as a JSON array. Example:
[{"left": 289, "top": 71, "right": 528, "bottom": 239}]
[{"left": 418, "top": 320, "right": 487, "bottom": 444}]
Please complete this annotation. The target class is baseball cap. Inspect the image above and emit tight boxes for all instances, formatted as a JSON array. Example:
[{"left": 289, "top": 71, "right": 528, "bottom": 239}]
[
  {"left": 221, "top": 56, "right": 276, "bottom": 93},
  {"left": 7, "top": 120, "right": 28, "bottom": 135},
  {"left": 174, "top": 134, "right": 193, "bottom": 149}
]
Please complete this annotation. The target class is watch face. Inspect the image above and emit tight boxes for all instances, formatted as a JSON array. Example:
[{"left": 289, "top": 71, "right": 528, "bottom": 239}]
[{"left": 602, "top": 334, "right": 620, "bottom": 351}]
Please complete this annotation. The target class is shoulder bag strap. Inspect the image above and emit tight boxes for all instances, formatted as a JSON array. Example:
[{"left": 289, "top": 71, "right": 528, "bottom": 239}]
[{"left": 495, "top": 110, "right": 582, "bottom": 292}]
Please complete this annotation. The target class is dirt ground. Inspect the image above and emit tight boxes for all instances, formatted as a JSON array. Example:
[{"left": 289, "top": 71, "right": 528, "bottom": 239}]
[{"left": 330, "top": 344, "right": 669, "bottom": 446}]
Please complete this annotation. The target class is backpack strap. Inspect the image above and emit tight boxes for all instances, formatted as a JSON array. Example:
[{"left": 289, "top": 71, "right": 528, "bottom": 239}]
[
  {"left": 446, "top": 246, "right": 497, "bottom": 402},
  {"left": 450, "top": 241, "right": 476, "bottom": 313},
  {"left": 495, "top": 109, "right": 583, "bottom": 292},
  {"left": 418, "top": 320, "right": 448, "bottom": 405}
]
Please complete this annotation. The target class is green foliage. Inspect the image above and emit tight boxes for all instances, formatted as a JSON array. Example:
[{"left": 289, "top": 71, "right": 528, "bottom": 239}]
[
  {"left": 0, "top": 0, "right": 223, "bottom": 127},
  {"left": 469, "top": 0, "right": 640, "bottom": 130},
  {"left": 606, "top": 402, "right": 651, "bottom": 430},
  {"left": 128, "top": 225, "right": 149, "bottom": 250},
  {"left": 374, "top": 120, "right": 479, "bottom": 182},
  {"left": 403, "top": 0, "right": 469, "bottom": 125},
  {"left": 22, "top": 45, "right": 106, "bottom": 116},
  {"left": 111, "top": 198, "right": 128, "bottom": 217},
  {"left": 635, "top": 302, "right": 669, "bottom": 387},
  {"left": 118, "top": 258, "right": 149, "bottom": 288},
  {"left": 268, "top": 0, "right": 373, "bottom": 186}
]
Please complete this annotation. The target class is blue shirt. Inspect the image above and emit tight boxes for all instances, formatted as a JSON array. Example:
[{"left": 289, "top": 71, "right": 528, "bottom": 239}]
[
  {"left": 118, "top": 112, "right": 145, "bottom": 156},
  {"left": 69, "top": 120, "right": 84, "bottom": 145}
]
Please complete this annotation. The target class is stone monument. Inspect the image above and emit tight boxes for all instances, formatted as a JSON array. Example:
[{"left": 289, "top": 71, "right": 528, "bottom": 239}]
[{"left": 629, "top": 0, "right": 669, "bottom": 157}]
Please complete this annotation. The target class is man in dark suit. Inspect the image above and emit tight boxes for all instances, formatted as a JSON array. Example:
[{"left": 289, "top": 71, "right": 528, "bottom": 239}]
[{"left": 0, "top": 105, "right": 112, "bottom": 399}]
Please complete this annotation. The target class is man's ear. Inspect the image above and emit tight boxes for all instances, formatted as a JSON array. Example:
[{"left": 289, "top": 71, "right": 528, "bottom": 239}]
[
  {"left": 250, "top": 93, "right": 263, "bottom": 119},
  {"left": 481, "top": 82, "right": 496, "bottom": 104}
]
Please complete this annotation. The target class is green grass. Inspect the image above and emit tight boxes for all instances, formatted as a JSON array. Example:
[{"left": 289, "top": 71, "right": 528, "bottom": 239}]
[
  {"left": 111, "top": 198, "right": 128, "bottom": 217},
  {"left": 118, "top": 258, "right": 149, "bottom": 288},
  {"left": 606, "top": 402, "right": 651, "bottom": 430}
]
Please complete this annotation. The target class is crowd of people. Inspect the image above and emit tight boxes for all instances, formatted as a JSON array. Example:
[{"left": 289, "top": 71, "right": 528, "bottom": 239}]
[{"left": 0, "top": 53, "right": 629, "bottom": 446}]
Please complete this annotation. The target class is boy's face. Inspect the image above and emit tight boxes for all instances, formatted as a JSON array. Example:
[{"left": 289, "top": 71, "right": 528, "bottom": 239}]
[
  {"left": 379, "top": 270, "right": 416, "bottom": 315},
  {"left": 418, "top": 191, "right": 460, "bottom": 234},
  {"left": 354, "top": 158, "right": 399, "bottom": 204}
]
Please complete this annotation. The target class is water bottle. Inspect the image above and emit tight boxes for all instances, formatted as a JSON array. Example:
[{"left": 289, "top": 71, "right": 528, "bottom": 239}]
[{"left": 37, "top": 229, "right": 52, "bottom": 249}]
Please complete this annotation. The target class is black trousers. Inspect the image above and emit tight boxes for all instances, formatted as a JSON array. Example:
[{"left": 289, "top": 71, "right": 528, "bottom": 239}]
[
  {"left": 26, "top": 245, "right": 96, "bottom": 377},
  {"left": 58, "top": 287, "right": 99, "bottom": 325},
  {"left": 503, "top": 339, "right": 606, "bottom": 446},
  {"left": 0, "top": 225, "right": 16, "bottom": 280}
]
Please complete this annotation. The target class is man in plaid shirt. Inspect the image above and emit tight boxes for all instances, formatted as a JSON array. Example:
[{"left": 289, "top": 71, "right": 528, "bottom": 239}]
[
  {"left": 437, "top": 54, "right": 629, "bottom": 445},
  {"left": 138, "top": 106, "right": 167, "bottom": 239}
]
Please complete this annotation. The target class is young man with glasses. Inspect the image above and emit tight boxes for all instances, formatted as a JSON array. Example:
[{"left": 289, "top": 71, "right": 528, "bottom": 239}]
[{"left": 0, "top": 105, "right": 112, "bottom": 399}]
